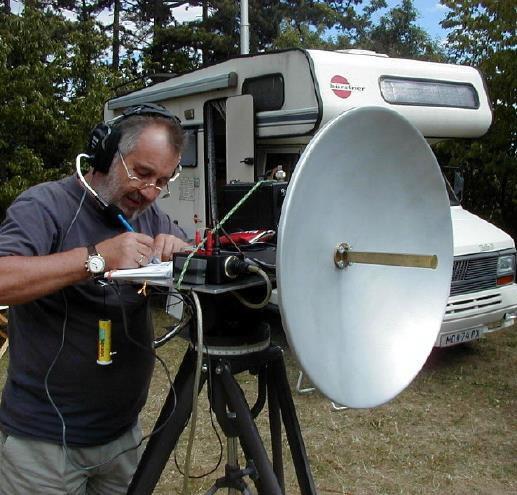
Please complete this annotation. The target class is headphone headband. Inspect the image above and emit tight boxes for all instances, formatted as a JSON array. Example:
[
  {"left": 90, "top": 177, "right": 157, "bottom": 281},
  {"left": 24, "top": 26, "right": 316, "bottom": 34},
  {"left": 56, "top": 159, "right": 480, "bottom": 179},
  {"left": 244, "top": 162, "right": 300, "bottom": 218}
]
[{"left": 87, "top": 103, "right": 180, "bottom": 174}]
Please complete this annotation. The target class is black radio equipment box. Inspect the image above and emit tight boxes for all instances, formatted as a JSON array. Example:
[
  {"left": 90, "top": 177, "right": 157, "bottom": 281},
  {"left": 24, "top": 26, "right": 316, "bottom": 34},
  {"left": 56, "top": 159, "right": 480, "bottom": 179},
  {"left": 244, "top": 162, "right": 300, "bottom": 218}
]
[{"left": 220, "top": 181, "right": 288, "bottom": 233}]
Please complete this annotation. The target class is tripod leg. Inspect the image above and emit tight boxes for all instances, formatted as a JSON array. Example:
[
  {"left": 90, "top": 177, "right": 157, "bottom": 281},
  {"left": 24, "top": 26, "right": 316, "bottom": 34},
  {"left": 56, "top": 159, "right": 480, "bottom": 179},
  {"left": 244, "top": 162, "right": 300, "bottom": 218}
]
[
  {"left": 267, "top": 372, "right": 285, "bottom": 494},
  {"left": 209, "top": 371, "right": 265, "bottom": 494},
  {"left": 128, "top": 347, "right": 205, "bottom": 495},
  {"left": 269, "top": 348, "right": 318, "bottom": 495},
  {"left": 216, "top": 363, "right": 284, "bottom": 495}
]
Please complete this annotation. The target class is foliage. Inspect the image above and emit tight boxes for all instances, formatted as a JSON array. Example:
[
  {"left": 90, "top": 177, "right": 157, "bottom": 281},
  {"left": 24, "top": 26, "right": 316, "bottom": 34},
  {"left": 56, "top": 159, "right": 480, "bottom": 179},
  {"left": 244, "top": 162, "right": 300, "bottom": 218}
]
[
  {"left": 0, "top": 147, "right": 60, "bottom": 215},
  {"left": 269, "top": 0, "right": 444, "bottom": 59},
  {"left": 355, "top": 0, "right": 444, "bottom": 60},
  {"left": 0, "top": 0, "right": 514, "bottom": 241},
  {"left": 0, "top": 7, "right": 113, "bottom": 219},
  {"left": 435, "top": 0, "right": 517, "bottom": 238},
  {"left": 46, "top": 1, "right": 444, "bottom": 76},
  {"left": 136, "top": 0, "right": 285, "bottom": 72},
  {"left": 272, "top": 0, "right": 356, "bottom": 50},
  {"left": 135, "top": 1, "right": 409, "bottom": 71}
]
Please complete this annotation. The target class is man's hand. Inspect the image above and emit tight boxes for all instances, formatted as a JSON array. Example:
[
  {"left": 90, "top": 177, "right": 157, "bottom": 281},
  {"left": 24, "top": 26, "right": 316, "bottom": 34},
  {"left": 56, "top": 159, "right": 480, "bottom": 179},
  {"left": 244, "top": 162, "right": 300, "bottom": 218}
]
[
  {"left": 0, "top": 233, "right": 188, "bottom": 305},
  {"left": 153, "top": 234, "right": 190, "bottom": 261},
  {"left": 96, "top": 232, "right": 155, "bottom": 269}
]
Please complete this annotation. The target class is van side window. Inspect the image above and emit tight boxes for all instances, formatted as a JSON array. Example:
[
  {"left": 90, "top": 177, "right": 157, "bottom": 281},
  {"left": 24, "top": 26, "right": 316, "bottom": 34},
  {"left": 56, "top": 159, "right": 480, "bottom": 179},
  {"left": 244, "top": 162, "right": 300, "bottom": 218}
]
[
  {"left": 380, "top": 77, "right": 479, "bottom": 109},
  {"left": 180, "top": 129, "right": 197, "bottom": 167},
  {"left": 242, "top": 74, "right": 284, "bottom": 112}
]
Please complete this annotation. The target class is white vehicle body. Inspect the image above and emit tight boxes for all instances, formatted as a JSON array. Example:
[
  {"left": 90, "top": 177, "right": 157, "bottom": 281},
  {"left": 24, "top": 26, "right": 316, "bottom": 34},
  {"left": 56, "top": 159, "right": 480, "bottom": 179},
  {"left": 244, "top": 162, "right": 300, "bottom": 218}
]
[
  {"left": 438, "top": 206, "right": 517, "bottom": 346},
  {"left": 105, "top": 49, "right": 516, "bottom": 347}
]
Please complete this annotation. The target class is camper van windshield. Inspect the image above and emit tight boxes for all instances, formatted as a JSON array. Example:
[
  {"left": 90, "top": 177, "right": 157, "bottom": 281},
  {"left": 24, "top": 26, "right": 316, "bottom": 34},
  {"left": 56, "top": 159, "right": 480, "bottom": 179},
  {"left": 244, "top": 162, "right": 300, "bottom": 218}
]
[{"left": 445, "top": 178, "right": 460, "bottom": 206}]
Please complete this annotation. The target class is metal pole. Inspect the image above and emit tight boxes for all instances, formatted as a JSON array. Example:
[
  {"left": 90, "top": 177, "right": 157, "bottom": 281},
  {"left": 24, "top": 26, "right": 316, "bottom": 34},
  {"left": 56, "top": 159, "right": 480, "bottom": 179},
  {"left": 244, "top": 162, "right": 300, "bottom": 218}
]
[
  {"left": 240, "top": 0, "right": 250, "bottom": 55},
  {"left": 227, "top": 437, "right": 240, "bottom": 495}
]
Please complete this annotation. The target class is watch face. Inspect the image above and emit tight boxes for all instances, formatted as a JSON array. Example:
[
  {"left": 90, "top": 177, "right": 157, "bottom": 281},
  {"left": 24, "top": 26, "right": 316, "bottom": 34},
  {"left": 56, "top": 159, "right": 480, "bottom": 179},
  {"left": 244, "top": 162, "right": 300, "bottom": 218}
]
[{"left": 88, "top": 255, "right": 105, "bottom": 274}]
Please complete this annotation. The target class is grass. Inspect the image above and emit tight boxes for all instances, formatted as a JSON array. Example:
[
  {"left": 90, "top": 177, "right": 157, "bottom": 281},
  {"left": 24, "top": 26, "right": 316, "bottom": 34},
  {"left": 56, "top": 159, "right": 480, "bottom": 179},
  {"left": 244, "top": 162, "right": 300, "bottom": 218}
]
[
  {"left": 140, "top": 311, "right": 516, "bottom": 495},
  {"left": 0, "top": 311, "right": 515, "bottom": 494}
]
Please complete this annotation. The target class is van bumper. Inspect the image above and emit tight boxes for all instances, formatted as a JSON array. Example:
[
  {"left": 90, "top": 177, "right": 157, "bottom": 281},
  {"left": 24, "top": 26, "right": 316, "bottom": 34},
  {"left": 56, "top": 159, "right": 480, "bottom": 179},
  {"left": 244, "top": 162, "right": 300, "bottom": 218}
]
[{"left": 436, "top": 284, "right": 517, "bottom": 347}]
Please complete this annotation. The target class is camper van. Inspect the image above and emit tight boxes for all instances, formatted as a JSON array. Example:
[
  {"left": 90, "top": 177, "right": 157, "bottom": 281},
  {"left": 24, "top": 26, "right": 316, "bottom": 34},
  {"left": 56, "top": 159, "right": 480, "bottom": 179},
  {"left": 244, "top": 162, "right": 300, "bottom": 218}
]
[{"left": 105, "top": 49, "right": 517, "bottom": 348}]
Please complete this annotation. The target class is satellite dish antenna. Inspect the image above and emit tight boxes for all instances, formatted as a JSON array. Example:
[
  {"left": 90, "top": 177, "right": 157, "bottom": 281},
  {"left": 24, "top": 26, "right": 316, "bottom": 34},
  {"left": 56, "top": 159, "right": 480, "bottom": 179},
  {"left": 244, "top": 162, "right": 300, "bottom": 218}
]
[{"left": 276, "top": 106, "right": 453, "bottom": 408}]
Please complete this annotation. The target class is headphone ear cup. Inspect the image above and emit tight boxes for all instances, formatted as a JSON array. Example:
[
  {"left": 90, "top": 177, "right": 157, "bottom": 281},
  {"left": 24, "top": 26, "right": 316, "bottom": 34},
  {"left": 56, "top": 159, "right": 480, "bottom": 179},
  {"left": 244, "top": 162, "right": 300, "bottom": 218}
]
[{"left": 87, "top": 123, "right": 121, "bottom": 174}]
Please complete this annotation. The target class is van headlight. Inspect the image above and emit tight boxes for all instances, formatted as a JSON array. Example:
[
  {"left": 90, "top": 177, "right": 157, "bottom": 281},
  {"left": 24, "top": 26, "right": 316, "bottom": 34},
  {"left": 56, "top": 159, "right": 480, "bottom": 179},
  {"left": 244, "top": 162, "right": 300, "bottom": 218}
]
[
  {"left": 496, "top": 255, "right": 515, "bottom": 286},
  {"left": 497, "top": 255, "right": 515, "bottom": 276}
]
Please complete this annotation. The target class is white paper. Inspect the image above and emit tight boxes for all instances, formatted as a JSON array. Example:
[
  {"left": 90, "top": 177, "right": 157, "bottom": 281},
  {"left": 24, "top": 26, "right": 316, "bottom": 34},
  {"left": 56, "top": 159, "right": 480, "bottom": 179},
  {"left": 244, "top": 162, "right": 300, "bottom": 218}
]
[{"left": 105, "top": 261, "right": 174, "bottom": 286}]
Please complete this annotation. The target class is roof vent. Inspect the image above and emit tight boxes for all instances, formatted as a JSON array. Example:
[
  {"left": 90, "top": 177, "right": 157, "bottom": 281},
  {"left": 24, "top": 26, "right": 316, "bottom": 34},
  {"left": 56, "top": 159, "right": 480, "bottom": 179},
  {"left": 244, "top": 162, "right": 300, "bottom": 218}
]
[{"left": 337, "top": 49, "right": 389, "bottom": 58}]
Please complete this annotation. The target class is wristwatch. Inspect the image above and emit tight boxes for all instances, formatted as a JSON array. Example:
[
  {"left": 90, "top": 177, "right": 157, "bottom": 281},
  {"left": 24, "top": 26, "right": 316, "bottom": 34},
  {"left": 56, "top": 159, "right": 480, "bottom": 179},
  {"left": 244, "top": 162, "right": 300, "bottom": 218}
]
[{"left": 85, "top": 245, "right": 106, "bottom": 276}]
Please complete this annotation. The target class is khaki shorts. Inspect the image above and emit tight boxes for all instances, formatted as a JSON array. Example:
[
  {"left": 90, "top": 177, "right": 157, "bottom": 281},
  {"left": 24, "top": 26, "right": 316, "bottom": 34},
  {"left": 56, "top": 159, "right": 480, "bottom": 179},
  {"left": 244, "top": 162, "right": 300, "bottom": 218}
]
[{"left": 0, "top": 424, "right": 144, "bottom": 495}]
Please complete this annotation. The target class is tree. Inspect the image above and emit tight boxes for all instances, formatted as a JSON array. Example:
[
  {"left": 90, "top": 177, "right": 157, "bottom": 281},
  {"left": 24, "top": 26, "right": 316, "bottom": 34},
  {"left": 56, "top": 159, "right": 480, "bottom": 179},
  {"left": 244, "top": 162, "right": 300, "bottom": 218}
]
[
  {"left": 150, "top": 1, "right": 385, "bottom": 67},
  {"left": 123, "top": 0, "right": 192, "bottom": 73},
  {"left": 272, "top": 0, "right": 350, "bottom": 50},
  {"left": 357, "top": 0, "right": 443, "bottom": 59},
  {"left": 435, "top": 1, "right": 517, "bottom": 238},
  {"left": 128, "top": 1, "right": 444, "bottom": 73},
  {"left": 0, "top": 7, "right": 113, "bottom": 218},
  {"left": 132, "top": 0, "right": 283, "bottom": 73}
]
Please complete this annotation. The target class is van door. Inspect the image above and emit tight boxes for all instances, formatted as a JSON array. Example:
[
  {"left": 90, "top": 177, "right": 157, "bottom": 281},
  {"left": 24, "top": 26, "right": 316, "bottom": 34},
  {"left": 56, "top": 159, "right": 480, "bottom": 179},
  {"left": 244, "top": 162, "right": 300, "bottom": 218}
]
[{"left": 226, "top": 95, "right": 255, "bottom": 183}]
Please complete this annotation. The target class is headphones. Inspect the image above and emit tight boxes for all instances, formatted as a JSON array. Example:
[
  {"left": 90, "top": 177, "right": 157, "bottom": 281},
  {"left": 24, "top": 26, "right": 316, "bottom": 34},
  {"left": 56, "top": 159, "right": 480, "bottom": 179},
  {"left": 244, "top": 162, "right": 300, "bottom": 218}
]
[{"left": 86, "top": 103, "right": 180, "bottom": 174}]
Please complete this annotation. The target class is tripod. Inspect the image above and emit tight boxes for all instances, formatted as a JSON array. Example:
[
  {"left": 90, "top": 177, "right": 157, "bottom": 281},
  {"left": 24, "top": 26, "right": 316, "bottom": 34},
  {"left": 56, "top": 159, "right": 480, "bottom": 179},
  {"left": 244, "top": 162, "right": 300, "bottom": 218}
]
[{"left": 128, "top": 323, "right": 317, "bottom": 494}]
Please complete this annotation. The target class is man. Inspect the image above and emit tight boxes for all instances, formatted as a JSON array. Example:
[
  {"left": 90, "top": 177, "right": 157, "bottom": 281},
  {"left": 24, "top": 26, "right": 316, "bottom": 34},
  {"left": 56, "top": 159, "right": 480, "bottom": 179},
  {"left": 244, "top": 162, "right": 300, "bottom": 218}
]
[{"left": 0, "top": 108, "right": 189, "bottom": 494}]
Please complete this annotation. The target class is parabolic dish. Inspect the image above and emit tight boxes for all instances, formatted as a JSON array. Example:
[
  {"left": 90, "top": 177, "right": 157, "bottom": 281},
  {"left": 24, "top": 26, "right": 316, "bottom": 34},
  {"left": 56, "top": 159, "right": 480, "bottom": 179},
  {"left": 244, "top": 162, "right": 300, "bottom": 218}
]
[{"left": 276, "top": 106, "right": 453, "bottom": 408}]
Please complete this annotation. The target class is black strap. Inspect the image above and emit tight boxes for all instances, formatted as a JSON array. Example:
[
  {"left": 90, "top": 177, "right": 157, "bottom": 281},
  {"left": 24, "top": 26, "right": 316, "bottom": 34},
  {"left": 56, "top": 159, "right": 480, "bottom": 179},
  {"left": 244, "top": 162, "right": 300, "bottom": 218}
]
[{"left": 87, "top": 244, "right": 98, "bottom": 256}]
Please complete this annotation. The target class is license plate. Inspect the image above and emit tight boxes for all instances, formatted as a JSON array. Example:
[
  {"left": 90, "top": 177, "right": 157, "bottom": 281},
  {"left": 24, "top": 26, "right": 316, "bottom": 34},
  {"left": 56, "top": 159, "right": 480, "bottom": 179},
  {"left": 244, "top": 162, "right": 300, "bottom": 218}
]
[{"left": 440, "top": 327, "right": 482, "bottom": 347}]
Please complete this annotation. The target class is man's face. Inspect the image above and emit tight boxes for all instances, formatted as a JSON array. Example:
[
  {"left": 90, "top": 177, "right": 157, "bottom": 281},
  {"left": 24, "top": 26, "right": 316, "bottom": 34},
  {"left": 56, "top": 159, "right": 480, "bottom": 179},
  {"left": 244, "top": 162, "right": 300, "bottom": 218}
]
[{"left": 95, "top": 124, "right": 180, "bottom": 219}]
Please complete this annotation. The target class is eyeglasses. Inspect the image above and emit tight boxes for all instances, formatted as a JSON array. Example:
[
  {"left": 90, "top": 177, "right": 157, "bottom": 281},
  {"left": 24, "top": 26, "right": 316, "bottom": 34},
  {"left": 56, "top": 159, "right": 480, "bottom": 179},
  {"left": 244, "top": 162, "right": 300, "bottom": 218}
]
[{"left": 118, "top": 149, "right": 181, "bottom": 197}]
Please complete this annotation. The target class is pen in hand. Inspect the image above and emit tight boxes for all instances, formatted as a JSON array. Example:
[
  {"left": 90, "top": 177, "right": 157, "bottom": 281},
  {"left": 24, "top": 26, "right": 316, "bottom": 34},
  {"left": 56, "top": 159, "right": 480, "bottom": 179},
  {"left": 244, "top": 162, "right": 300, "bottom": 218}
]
[{"left": 116, "top": 211, "right": 162, "bottom": 264}]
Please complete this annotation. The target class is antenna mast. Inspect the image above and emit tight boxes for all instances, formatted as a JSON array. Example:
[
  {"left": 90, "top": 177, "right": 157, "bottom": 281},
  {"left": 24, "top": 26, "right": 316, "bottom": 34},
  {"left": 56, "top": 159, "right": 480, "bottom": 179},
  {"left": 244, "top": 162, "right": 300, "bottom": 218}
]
[{"left": 240, "top": 0, "right": 250, "bottom": 55}]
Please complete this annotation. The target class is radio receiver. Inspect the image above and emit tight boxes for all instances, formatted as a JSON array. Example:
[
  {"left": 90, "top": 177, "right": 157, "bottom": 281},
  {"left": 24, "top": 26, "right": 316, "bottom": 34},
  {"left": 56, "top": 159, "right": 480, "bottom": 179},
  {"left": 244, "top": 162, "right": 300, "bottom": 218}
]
[{"left": 276, "top": 106, "right": 454, "bottom": 408}]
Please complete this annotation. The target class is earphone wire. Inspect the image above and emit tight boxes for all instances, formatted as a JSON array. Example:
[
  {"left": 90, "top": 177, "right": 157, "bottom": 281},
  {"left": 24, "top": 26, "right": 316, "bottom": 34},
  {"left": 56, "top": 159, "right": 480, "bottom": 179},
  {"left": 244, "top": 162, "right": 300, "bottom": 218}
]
[{"left": 43, "top": 175, "right": 180, "bottom": 471}]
